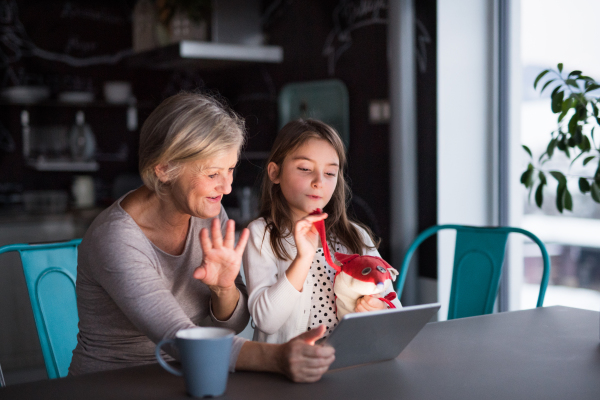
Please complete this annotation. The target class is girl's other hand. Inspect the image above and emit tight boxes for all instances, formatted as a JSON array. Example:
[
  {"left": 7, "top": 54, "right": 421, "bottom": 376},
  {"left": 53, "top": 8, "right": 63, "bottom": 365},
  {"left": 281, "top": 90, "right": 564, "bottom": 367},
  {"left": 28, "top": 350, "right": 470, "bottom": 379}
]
[
  {"left": 354, "top": 295, "right": 387, "bottom": 313},
  {"left": 293, "top": 212, "right": 327, "bottom": 260}
]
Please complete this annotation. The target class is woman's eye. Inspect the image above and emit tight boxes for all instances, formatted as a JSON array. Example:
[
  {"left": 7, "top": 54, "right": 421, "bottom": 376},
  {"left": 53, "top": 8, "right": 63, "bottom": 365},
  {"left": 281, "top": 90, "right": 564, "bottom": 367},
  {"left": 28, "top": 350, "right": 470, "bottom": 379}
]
[{"left": 208, "top": 174, "right": 217, "bottom": 179}]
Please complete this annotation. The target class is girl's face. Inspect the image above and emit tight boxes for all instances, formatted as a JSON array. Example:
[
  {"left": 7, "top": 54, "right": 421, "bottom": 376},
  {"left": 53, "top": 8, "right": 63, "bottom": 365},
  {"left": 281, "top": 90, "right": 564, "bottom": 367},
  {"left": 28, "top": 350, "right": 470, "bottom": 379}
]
[
  {"left": 268, "top": 138, "right": 339, "bottom": 223},
  {"left": 166, "top": 149, "right": 238, "bottom": 219}
]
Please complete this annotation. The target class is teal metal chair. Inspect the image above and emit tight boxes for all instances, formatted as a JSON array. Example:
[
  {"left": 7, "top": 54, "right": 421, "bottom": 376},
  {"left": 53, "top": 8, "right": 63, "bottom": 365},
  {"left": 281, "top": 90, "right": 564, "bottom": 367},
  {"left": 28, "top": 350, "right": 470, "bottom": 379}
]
[
  {"left": 396, "top": 225, "right": 550, "bottom": 320},
  {"left": 0, "top": 239, "right": 81, "bottom": 385}
]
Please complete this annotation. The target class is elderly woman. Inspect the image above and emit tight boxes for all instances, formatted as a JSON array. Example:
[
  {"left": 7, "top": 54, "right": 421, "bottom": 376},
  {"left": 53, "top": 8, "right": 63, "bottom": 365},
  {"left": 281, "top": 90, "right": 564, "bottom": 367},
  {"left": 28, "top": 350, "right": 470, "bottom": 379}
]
[{"left": 68, "top": 93, "right": 335, "bottom": 382}]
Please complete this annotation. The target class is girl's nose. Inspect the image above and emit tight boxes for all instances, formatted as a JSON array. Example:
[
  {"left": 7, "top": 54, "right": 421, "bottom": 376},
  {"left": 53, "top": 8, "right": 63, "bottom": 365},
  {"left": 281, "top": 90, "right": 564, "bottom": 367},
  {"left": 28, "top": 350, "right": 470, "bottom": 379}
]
[{"left": 312, "top": 174, "right": 323, "bottom": 188}]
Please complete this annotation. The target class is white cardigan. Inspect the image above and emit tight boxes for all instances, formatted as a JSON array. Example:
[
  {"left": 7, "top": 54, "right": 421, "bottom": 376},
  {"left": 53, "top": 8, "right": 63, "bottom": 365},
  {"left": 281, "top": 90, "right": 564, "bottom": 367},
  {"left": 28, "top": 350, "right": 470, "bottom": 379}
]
[{"left": 243, "top": 218, "right": 401, "bottom": 344}]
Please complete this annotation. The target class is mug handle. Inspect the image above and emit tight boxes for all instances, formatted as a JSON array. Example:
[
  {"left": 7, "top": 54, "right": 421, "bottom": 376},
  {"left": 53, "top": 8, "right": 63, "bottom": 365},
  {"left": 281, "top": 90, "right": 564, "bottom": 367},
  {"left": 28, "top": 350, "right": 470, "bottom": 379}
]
[{"left": 155, "top": 338, "right": 183, "bottom": 376}]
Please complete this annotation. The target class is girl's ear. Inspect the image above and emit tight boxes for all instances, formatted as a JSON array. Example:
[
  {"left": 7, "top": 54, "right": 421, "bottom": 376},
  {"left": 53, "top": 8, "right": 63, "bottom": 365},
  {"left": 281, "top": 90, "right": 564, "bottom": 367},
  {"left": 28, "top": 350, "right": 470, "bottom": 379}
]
[
  {"left": 154, "top": 163, "right": 170, "bottom": 183},
  {"left": 267, "top": 162, "right": 281, "bottom": 184}
]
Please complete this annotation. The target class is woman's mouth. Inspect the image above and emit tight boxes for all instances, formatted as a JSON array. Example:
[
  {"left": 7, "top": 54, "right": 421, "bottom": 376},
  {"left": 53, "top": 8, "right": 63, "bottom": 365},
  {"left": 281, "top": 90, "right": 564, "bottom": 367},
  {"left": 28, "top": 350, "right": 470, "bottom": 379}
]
[{"left": 206, "top": 195, "right": 222, "bottom": 202}]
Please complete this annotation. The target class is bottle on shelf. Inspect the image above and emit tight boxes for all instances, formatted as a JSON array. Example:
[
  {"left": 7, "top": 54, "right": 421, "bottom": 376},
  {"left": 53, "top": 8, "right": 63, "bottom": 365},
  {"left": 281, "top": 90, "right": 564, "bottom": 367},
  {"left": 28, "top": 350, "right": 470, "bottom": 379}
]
[{"left": 69, "top": 111, "right": 96, "bottom": 161}]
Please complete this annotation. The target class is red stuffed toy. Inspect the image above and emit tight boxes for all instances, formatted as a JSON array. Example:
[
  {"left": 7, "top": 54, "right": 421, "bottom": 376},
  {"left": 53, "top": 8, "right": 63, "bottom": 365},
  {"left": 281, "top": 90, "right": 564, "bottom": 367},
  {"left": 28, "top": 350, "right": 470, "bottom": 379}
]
[{"left": 311, "top": 209, "right": 399, "bottom": 319}]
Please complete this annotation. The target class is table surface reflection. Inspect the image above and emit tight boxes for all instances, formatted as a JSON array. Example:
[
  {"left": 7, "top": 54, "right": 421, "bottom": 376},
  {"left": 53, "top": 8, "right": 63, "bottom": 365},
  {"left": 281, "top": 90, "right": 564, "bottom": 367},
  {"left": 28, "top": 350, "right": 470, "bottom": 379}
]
[{"left": 1, "top": 306, "right": 599, "bottom": 400}]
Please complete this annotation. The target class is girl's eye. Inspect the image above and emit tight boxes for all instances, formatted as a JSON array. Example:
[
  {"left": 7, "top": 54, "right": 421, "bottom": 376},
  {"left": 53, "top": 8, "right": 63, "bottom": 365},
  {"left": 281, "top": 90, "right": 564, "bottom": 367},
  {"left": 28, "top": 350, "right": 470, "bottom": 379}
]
[
  {"left": 326, "top": 172, "right": 337, "bottom": 177},
  {"left": 298, "top": 167, "right": 310, "bottom": 172}
]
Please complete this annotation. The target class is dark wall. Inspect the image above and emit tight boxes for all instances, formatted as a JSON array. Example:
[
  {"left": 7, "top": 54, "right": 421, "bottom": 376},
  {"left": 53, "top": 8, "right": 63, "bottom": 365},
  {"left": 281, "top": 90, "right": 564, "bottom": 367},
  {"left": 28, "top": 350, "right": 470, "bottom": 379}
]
[
  {"left": 0, "top": 0, "right": 392, "bottom": 258},
  {"left": 415, "top": 0, "right": 437, "bottom": 279},
  {"left": 260, "top": 0, "right": 391, "bottom": 258}
]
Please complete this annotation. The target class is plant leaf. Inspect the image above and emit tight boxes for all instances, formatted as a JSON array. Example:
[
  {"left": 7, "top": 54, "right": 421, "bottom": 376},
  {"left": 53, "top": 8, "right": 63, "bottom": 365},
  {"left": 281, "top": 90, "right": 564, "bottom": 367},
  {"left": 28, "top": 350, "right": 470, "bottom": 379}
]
[
  {"left": 522, "top": 145, "right": 532, "bottom": 158},
  {"left": 534, "top": 70, "right": 550, "bottom": 89},
  {"left": 520, "top": 167, "right": 534, "bottom": 188},
  {"left": 551, "top": 90, "right": 564, "bottom": 114},
  {"left": 585, "top": 83, "right": 600, "bottom": 93},
  {"left": 558, "top": 63, "right": 563, "bottom": 73},
  {"left": 538, "top": 171, "right": 547, "bottom": 185},
  {"left": 565, "top": 78, "right": 578, "bottom": 88},
  {"left": 550, "top": 170, "right": 567, "bottom": 185},
  {"left": 547, "top": 138, "right": 557, "bottom": 158},
  {"left": 556, "top": 183, "right": 565, "bottom": 213},
  {"left": 583, "top": 155, "right": 596, "bottom": 166},
  {"left": 568, "top": 70, "right": 582, "bottom": 79},
  {"left": 564, "top": 188, "right": 573, "bottom": 211},
  {"left": 579, "top": 177, "right": 591, "bottom": 193},
  {"left": 540, "top": 79, "right": 556, "bottom": 94},
  {"left": 535, "top": 182, "right": 544, "bottom": 207},
  {"left": 592, "top": 182, "right": 600, "bottom": 203}
]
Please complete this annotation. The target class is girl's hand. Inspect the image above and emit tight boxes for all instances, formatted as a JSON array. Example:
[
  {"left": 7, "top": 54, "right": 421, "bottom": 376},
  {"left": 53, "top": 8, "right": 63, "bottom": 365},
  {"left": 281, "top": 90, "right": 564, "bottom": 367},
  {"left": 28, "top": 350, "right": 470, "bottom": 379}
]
[
  {"left": 193, "top": 218, "right": 249, "bottom": 292},
  {"left": 293, "top": 212, "right": 328, "bottom": 261},
  {"left": 354, "top": 295, "right": 387, "bottom": 313}
]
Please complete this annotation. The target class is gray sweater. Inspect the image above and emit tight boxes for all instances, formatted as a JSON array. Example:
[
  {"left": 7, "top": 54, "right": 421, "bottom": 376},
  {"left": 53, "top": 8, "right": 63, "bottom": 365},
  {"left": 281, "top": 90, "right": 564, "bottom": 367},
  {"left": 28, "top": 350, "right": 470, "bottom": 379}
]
[{"left": 68, "top": 197, "right": 249, "bottom": 376}]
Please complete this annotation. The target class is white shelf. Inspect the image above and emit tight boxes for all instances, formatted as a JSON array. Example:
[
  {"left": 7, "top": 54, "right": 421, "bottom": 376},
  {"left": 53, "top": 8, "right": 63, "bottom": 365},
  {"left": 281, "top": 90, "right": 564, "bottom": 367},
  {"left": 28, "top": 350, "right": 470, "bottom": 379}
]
[
  {"left": 27, "top": 159, "right": 99, "bottom": 172},
  {"left": 128, "top": 41, "right": 283, "bottom": 70}
]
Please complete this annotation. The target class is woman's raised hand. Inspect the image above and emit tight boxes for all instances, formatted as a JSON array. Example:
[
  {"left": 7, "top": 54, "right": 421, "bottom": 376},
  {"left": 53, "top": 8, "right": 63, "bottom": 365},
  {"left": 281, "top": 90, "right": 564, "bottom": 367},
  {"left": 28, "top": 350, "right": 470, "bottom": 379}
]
[
  {"left": 193, "top": 218, "right": 249, "bottom": 291},
  {"left": 293, "top": 212, "right": 327, "bottom": 260}
]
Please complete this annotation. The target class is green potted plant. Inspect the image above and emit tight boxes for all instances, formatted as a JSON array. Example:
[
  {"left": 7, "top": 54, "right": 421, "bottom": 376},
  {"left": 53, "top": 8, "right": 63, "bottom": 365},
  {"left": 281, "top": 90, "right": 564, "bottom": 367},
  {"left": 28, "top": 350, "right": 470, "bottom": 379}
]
[{"left": 521, "top": 63, "right": 600, "bottom": 213}]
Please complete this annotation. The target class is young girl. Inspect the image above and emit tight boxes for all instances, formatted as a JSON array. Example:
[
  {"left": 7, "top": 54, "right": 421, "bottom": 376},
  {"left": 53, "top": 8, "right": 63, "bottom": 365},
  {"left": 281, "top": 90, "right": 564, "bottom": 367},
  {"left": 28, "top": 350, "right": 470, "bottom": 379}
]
[{"left": 243, "top": 119, "right": 401, "bottom": 344}]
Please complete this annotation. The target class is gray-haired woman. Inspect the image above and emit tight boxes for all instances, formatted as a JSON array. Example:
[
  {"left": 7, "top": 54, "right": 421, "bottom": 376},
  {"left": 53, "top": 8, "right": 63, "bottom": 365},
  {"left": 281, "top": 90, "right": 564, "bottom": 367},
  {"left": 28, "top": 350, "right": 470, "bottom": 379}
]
[{"left": 68, "top": 93, "right": 334, "bottom": 382}]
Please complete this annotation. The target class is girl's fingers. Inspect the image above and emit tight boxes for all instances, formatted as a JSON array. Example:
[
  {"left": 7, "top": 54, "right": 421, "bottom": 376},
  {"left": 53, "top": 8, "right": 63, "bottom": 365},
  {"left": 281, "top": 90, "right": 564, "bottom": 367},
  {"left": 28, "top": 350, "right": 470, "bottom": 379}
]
[
  {"left": 211, "top": 218, "right": 223, "bottom": 249},
  {"left": 301, "top": 213, "right": 328, "bottom": 224},
  {"left": 223, "top": 220, "right": 236, "bottom": 248},
  {"left": 199, "top": 228, "right": 213, "bottom": 252},
  {"left": 235, "top": 228, "right": 250, "bottom": 256}
]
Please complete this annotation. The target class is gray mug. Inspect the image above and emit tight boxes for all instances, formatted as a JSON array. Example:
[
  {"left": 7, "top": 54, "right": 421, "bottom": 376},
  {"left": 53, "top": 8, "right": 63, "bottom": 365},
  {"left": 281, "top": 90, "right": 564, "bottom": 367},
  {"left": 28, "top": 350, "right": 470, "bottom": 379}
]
[{"left": 156, "top": 327, "right": 234, "bottom": 398}]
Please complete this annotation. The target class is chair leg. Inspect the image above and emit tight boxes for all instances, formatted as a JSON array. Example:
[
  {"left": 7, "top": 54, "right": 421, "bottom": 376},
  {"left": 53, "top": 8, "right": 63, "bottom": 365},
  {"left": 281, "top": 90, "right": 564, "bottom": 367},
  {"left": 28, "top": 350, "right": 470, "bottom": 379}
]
[{"left": 0, "top": 361, "right": 5, "bottom": 387}]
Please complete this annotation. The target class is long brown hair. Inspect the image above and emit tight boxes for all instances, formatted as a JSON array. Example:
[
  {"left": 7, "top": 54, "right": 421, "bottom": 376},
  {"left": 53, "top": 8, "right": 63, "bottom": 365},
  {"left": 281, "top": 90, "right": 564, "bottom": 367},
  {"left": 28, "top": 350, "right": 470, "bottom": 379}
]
[{"left": 259, "top": 119, "right": 379, "bottom": 260}]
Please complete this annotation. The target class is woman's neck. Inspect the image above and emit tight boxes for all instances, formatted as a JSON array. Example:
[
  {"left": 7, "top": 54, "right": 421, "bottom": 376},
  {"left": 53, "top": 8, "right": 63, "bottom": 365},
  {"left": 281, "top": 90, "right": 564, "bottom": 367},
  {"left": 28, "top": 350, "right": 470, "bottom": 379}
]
[{"left": 121, "top": 186, "right": 191, "bottom": 255}]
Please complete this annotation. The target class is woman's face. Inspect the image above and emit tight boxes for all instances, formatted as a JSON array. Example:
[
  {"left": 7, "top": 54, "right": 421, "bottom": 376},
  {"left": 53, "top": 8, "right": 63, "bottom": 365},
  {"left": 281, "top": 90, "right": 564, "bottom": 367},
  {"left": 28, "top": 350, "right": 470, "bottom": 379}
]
[
  {"left": 269, "top": 138, "right": 339, "bottom": 223},
  {"left": 169, "top": 149, "right": 238, "bottom": 219}
]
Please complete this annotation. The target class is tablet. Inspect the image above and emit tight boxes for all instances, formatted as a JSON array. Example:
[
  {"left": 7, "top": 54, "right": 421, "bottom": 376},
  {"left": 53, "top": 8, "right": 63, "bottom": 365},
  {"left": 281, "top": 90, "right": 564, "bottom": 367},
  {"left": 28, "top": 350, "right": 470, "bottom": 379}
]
[{"left": 323, "top": 303, "right": 441, "bottom": 370}]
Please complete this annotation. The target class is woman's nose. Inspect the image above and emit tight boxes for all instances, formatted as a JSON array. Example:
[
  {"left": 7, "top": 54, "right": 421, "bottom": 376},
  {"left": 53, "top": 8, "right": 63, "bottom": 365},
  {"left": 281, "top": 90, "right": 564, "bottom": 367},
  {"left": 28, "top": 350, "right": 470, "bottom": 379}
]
[{"left": 220, "top": 175, "right": 233, "bottom": 194}]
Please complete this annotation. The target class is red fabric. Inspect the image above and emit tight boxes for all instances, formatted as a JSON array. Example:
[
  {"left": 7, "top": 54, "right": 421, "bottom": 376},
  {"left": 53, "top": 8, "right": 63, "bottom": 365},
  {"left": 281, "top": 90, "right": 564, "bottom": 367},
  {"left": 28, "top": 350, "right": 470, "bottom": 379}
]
[
  {"left": 310, "top": 209, "right": 339, "bottom": 272},
  {"left": 310, "top": 209, "right": 396, "bottom": 310}
]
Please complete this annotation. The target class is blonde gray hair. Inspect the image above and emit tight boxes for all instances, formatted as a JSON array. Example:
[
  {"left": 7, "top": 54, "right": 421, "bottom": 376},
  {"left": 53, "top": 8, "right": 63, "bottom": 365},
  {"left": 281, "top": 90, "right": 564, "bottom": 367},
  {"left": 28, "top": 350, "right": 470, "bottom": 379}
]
[{"left": 139, "top": 92, "right": 246, "bottom": 196}]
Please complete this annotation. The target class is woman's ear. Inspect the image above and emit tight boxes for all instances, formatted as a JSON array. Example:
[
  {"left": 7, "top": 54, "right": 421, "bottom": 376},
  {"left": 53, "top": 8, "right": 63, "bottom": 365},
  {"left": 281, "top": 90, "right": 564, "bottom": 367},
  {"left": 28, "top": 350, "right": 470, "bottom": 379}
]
[
  {"left": 267, "top": 162, "right": 280, "bottom": 184},
  {"left": 154, "top": 163, "right": 170, "bottom": 183}
]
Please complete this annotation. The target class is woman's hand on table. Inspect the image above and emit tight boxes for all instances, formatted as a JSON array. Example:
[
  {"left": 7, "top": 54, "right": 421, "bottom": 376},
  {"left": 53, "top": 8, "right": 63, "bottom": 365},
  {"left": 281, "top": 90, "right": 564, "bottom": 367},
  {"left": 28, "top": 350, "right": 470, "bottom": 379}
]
[
  {"left": 276, "top": 325, "right": 335, "bottom": 382},
  {"left": 193, "top": 218, "right": 249, "bottom": 319},
  {"left": 236, "top": 325, "right": 335, "bottom": 382}
]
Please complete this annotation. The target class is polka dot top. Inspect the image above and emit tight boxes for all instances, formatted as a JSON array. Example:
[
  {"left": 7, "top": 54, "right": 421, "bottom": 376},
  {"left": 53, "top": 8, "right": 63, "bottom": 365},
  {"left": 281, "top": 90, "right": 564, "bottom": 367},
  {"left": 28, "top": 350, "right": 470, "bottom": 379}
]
[{"left": 307, "top": 246, "right": 340, "bottom": 338}]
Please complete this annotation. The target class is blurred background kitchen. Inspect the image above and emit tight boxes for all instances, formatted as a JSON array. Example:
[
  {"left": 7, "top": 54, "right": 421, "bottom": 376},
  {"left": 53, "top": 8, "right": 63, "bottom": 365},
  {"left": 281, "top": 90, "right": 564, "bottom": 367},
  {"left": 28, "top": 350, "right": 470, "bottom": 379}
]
[{"left": 1, "top": 0, "right": 430, "bottom": 384}]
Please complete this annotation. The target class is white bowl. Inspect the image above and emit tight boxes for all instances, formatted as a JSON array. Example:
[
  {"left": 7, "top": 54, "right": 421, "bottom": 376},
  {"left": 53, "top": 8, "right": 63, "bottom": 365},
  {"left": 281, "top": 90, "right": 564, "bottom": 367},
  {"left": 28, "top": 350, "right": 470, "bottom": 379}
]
[
  {"left": 103, "top": 81, "right": 132, "bottom": 104},
  {"left": 1, "top": 86, "right": 50, "bottom": 104},
  {"left": 58, "top": 91, "right": 95, "bottom": 103}
]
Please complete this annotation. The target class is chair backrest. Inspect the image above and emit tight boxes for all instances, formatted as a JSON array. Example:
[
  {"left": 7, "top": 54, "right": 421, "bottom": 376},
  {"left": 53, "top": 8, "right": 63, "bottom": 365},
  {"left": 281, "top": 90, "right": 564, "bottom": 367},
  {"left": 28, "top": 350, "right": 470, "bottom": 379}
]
[
  {"left": 0, "top": 239, "right": 81, "bottom": 380},
  {"left": 396, "top": 225, "right": 550, "bottom": 320}
]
